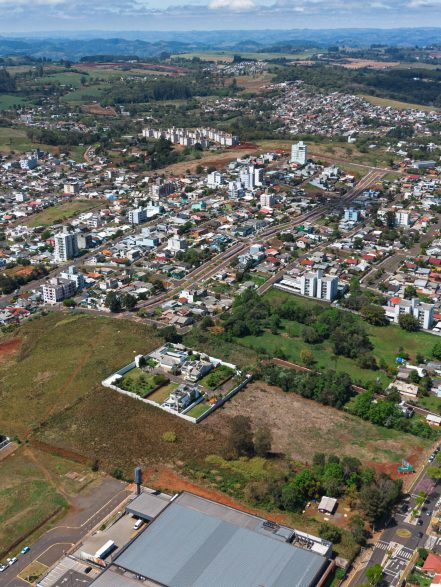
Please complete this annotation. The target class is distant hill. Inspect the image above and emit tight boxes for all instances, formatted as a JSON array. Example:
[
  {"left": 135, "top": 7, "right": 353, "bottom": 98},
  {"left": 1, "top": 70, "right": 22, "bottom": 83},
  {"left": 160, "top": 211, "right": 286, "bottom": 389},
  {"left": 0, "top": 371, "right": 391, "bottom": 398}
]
[{"left": 0, "top": 28, "right": 440, "bottom": 60}]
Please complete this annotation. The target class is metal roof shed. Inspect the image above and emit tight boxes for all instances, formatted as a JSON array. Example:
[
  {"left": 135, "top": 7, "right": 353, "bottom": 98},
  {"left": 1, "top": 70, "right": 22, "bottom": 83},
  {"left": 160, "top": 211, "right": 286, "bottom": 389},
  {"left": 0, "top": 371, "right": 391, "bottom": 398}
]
[
  {"left": 318, "top": 496, "right": 338, "bottom": 514},
  {"left": 125, "top": 492, "right": 170, "bottom": 521}
]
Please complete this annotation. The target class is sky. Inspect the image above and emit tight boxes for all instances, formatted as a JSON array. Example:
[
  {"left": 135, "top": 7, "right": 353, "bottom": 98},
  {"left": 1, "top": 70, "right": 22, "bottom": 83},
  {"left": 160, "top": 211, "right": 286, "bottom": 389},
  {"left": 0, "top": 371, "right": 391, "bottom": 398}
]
[{"left": 0, "top": 0, "right": 441, "bottom": 33}]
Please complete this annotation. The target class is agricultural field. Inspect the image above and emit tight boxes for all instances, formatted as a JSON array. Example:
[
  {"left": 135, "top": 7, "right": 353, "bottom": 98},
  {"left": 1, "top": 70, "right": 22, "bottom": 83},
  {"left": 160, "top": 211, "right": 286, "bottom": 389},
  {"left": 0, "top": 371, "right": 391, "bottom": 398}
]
[
  {"left": 0, "top": 127, "right": 34, "bottom": 152},
  {"left": 25, "top": 199, "right": 100, "bottom": 227},
  {"left": 0, "top": 312, "right": 161, "bottom": 437},
  {"left": 0, "top": 445, "right": 95, "bottom": 556},
  {"left": 61, "top": 84, "right": 106, "bottom": 103}
]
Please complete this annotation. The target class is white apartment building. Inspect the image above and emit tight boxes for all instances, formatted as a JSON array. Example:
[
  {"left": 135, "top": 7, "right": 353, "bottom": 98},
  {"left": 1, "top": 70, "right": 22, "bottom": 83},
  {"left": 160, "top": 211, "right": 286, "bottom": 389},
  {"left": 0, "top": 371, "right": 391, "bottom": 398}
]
[
  {"left": 54, "top": 230, "right": 78, "bottom": 262},
  {"left": 300, "top": 270, "right": 338, "bottom": 301},
  {"left": 142, "top": 126, "right": 238, "bottom": 147},
  {"left": 239, "top": 166, "right": 256, "bottom": 190},
  {"left": 128, "top": 207, "right": 148, "bottom": 225},
  {"left": 64, "top": 182, "right": 80, "bottom": 195},
  {"left": 344, "top": 208, "right": 360, "bottom": 222},
  {"left": 167, "top": 236, "right": 188, "bottom": 253},
  {"left": 207, "top": 171, "right": 224, "bottom": 187},
  {"left": 255, "top": 168, "right": 264, "bottom": 186},
  {"left": 290, "top": 141, "right": 308, "bottom": 165},
  {"left": 42, "top": 278, "right": 76, "bottom": 304},
  {"left": 394, "top": 298, "right": 434, "bottom": 330},
  {"left": 260, "top": 193, "right": 276, "bottom": 208},
  {"left": 59, "top": 265, "right": 85, "bottom": 289},
  {"left": 395, "top": 210, "right": 410, "bottom": 227}
]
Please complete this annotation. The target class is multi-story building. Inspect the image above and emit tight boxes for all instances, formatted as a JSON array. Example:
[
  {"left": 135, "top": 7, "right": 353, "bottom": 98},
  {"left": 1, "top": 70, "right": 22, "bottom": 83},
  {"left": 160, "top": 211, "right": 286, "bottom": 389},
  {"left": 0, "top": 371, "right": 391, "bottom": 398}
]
[
  {"left": 395, "top": 210, "right": 410, "bottom": 227},
  {"left": 59, "top": 265, "right": 85, "bottom": 289},
  {"left": 77, "top": 233, "right": 93, "bottom": 250},
  {"left": 128, "top": 207, "right": 148, "bottom": 225},
  {"left": 344, "top": 208, "right": 360, "bottom": 222},
  {"left": 207, "top": 171, "right": 224, "bottom": 187},
  {"left": 142, "top": 126, "right": 238, "bottom": 147},
  {"left": 290, "top": 141, "right": 308, "bottom": 165},
  {"left": 54, "top": 230, "right": 78, "bottom": 262},
  {"left": 63, "top": 182, "right": 80, "bottom": 195},
  {"left": 260, "top": 192, "right": 276, "bottom": 208},
  {"left": 394, "top": 298, "right": 434, "bottom": 330},
  {"left": 299, "top": 270, "right": 338, "bottom": 301},
  {"left": 167, "top": 236, "right": 188, "bottom": 253},
  {"left": 42, "top": 278, "right": 76, "bottom": 304},
  {"left": 254, "top": 167, "right": 265, "bottom": 186}
]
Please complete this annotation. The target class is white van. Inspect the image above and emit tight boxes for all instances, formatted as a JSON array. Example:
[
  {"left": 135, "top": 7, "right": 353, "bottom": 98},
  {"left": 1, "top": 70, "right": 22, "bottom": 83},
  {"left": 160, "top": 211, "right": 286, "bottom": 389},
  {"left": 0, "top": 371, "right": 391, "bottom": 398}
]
[{"left": 133, "top": 519, "right": 143, "bottom": 530}]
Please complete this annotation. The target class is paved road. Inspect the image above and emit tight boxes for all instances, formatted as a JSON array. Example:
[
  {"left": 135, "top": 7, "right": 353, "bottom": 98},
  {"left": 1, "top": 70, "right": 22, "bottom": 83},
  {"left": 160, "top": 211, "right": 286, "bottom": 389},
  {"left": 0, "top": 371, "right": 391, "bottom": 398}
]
[
  {"left": 1, "top": 478, "right": 130, "bottom": 587},
  {"left": 351, "top": 451, "right": 440, "bottom": 587}
]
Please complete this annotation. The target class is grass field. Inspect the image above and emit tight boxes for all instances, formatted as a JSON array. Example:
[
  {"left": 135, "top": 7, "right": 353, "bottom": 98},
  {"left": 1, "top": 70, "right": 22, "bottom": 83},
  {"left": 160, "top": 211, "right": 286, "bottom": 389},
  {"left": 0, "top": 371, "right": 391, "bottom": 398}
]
[
  {"left": 173, "top": 50, "right": 319, "bottom": 62},
  {"left": 0, "top": 95, "right": 30, "bottom": 111},
  {"left": 0, "top": 127, "right": 34, "bottom": 152},
  {"left": 0, "top": 445, "right": 95, "bottom": 556},
  {"left": 0, "top": 312, "right": 161, "bottom": 436},
  {"left": 61, "top": 84, "right": 106, "bottom": 103},
  {"left": 361, "top": 94, "right": 440, "bottom": 112},
  {"left": 25, "top": 200, "right": 100, "bottom": 227},
  {"left": 258, "top": 289, "right": 437, "bottom": 378}
]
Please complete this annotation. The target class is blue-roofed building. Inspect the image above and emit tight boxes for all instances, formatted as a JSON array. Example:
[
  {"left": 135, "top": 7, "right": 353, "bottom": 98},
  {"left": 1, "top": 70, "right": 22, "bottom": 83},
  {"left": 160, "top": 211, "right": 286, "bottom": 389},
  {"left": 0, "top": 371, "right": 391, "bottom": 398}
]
[{"left": 90, "top": 492, "right": 333, "bottom": 587}]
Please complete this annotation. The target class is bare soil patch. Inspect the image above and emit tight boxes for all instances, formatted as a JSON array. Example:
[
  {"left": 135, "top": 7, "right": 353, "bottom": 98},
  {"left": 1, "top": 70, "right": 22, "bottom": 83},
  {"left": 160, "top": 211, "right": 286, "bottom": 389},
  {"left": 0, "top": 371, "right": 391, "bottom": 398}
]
[
  {"left": 0, "top": 338, "right": 21, "bottom": 363},
  {"left": 206, "top": 382, "right": 429, "bottom": 467}
]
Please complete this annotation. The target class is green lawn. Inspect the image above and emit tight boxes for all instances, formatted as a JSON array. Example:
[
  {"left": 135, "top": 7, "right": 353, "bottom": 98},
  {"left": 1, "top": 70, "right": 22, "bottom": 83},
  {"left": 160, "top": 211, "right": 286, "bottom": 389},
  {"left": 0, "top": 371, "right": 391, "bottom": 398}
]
[
  {"left": 147, "top": 382, "right": 179, "bottom": 404},
  {"left": 186, "top": 402, "right": 211, "bottom": 418},
  {"left": 417, "top": 396, "right": 441, "bottom": 413},
  {"left": 25, "top": 200, "right": 101, "bottom": 227}
]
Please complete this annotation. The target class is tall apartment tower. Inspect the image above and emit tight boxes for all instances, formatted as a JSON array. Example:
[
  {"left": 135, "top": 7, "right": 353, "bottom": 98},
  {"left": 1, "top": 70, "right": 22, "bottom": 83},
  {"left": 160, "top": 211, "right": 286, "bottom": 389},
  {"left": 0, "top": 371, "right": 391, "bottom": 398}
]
[
  {"left": 291, "top": 141, "right": 308, "bottom": 165},
  {"left": 54, "top": 230, "right": 78, "bottom": 262}
]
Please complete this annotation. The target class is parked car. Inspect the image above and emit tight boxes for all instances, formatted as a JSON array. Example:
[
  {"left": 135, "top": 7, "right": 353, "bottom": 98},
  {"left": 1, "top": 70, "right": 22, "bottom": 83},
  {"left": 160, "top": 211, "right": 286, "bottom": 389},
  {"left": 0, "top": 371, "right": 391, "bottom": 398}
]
[
  {"left": 7, "top": 557, "right": 17, "bottom": 566},
  {"left": 426, "top": 510, "right": 433, "bottom": 516},
  {"left": 418, "top": 532, "right": 424, "bottom": 538},
  {"left": 0, "top": 565, "right": 6, "bottom": 572},
  {"left": 417, "top": 519, "right": 424, "bottom": 526},
  {"left": 20, "top": 546, "right": 30, "bottom": 555}
]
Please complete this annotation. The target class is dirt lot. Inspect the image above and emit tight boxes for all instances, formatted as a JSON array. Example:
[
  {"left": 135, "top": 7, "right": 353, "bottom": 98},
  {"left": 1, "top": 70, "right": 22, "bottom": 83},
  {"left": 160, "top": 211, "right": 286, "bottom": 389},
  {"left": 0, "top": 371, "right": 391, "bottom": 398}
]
[
  {"left": 161, "top": 144, "right": 260, "bottom": 175},
  {"left": 206, "top": 382, "right": 430, "bottom": 469},
  {"left": 0, "top": 338, "right": 21, "bottom": 363}
]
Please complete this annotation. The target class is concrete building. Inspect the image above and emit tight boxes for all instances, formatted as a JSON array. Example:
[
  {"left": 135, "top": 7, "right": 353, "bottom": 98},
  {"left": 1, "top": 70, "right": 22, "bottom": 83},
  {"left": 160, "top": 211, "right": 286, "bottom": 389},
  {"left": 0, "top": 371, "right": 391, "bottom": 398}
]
[
  {"left": 54, "top": 230, "right": 78, "bottom": 262},
  {"left": 344, "top": 208, "right": 360, "bottom": 222},
  {"left": 260, "top": 192, "right": 276, "bottom": 208},
  {"left": 77, "top": 233, "right": 93, "bottom": 250},
  {"left": 207, "top": 171, "right": 224, "bottom": 187},
  {"left": 395, "top": 210, "right": 410, "bottom": 227},
  {"left": 93, "top": 491, "right": 332, "bottom": 587},
  {"left": 63, "top": 182, "right": 80, "bottom": 195},
  {"left": 291, "top": 141, "right": 308, "bottom": 165},
  {"left": 255, "top": 167, "right": 265, "bottom": 187},
  {"left": 394, "top": 298, "right": 434, "bottom": 330},
  {"left": 128, "top": 207, "right": 148, "bottom": 225},
  {"left": 167, "top": 236, "right": 188, "bottom": 253},
  {"left": 42, "top": 278, "right": 76, "bottom": 304},
  {"left": 59, "top": 265, "right": 85, "bottom": 289},
  {"left": 300, "top": 270, "right": 338, "bottom": 301}
]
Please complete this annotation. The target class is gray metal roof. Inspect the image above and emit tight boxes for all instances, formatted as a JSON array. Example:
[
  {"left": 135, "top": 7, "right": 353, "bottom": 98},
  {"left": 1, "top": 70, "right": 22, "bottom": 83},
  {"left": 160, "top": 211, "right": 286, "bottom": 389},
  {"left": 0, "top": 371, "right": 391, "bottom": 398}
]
[
  {"left": 115, "top": 498, "right": 327, "bottom": 587},
  {"left": 125, "top": 492, "right": 170, "bottom": 521}
]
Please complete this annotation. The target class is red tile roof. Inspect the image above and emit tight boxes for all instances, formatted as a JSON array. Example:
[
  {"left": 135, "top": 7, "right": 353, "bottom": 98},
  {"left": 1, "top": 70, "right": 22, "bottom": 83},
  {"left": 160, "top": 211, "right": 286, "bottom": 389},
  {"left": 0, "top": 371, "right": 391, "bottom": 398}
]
[{"left": 423, "top": 553, "right": 441, "bottom": 574}]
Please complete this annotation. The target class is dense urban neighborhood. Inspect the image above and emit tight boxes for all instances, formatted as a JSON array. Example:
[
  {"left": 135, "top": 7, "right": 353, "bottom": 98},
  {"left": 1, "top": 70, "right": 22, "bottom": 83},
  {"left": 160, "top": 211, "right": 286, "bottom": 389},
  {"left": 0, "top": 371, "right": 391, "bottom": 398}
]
[{"left": 1, "top": 34, "right": 441, "bottom": 587}]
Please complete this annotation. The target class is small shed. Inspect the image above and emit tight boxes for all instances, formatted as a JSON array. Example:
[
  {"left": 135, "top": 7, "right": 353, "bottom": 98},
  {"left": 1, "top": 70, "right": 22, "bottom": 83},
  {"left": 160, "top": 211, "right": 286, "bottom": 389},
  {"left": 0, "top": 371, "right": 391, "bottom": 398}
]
[{"left": 318, "top": 496, "right": 338, "bottom": 515}]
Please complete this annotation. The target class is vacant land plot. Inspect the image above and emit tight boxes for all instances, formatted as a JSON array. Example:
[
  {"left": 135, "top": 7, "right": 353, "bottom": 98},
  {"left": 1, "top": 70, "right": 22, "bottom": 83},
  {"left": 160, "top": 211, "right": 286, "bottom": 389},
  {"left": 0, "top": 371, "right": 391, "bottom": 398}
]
[
  {"left": 208, "top": 382, "right": 430, "bottom": 468},
  {"left": 0, "top": 446, "right": 94, "bottom": 556},
  {"left": 0, "top": 95, "right": 30, "bottom": 111},
  {"left": 360, "top": 94, "right": 440, "bottom": 112},
  {"left": 250, "top": 289, "right": 437, "bottom": 381},
  {"left": 236, "top": 73, "right": 274, "bottom": 93},
  {"left": 0, "top": 127, "right": 34, "bottom": 152},
  {"left": 25, "top": 200, "right": 100, "bottom": 227},
  {"left": 0, "top": 312, "right": 161, "bottom": 436},
  {"left": 161, "top": 145, "right": 259, "bottom": 175},
  {"left": 61, "top": 84, "right": 106, "bottom": 103}
]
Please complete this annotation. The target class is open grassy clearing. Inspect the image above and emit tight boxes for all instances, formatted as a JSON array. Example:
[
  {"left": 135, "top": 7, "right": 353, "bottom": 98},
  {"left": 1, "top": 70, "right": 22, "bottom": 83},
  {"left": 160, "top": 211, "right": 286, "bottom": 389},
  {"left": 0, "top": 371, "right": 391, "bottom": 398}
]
[
  {"left": 360, "top": 93, "right": 440, "bottom": 112},
  {"left": 256, "top": 138, "right": 393, "bottom": 168},
  {"left": 0, "top": 95, "right": 30, "bottom": 110},
  {"left": 25, "top": 199, "right": 100, "bottom": 227},
  {"left": 207, "top": 382, "right": 430, "bottom": 466},
  {"left": 0, "top": 127, "right": 34, "bottom": 152},
  {"left": 0, "top": 312, "right": 161, "bottom": 437},
  {"left": 261, "top": 289, "right": 437, "bottom": 373},
  {"left": 61, "top": 84, "right": 106, "bottom": 103},
  {"left": 38, "top": 71, "right": 85, "bottom": 88},
  {"left": 236, "top": 73, "right": 274, "bottom": 93},
  {"left": 173, "top": 50, "right": 319, "bottom": 62},
  {"left": 0, "top": 446, "right": 95, "bottom": 556}
]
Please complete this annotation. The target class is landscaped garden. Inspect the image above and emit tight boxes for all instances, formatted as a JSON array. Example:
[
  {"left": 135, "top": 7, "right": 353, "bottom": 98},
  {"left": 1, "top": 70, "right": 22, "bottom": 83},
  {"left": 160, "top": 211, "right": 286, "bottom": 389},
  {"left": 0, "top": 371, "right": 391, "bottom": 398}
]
[
  {"left": 199, "top": 364, "right": 235, "bottom": 390},
  {"left": 118, "top": 368, "right": 170, "bottom": 398}
]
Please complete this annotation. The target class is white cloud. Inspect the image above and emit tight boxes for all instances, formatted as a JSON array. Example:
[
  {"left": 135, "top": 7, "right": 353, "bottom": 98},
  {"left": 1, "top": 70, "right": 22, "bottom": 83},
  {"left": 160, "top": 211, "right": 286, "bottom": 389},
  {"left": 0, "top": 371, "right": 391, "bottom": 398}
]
[{"left": 209, "top": 0, "right": 256, "bottom": 10}]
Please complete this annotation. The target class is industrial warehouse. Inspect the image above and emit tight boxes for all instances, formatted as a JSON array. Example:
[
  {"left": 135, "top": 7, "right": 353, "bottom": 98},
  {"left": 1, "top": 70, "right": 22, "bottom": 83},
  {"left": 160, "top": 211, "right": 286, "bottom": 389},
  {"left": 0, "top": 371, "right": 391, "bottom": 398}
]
[{"left": 88, "top": 491, "right": 334, "bottom": 587}]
